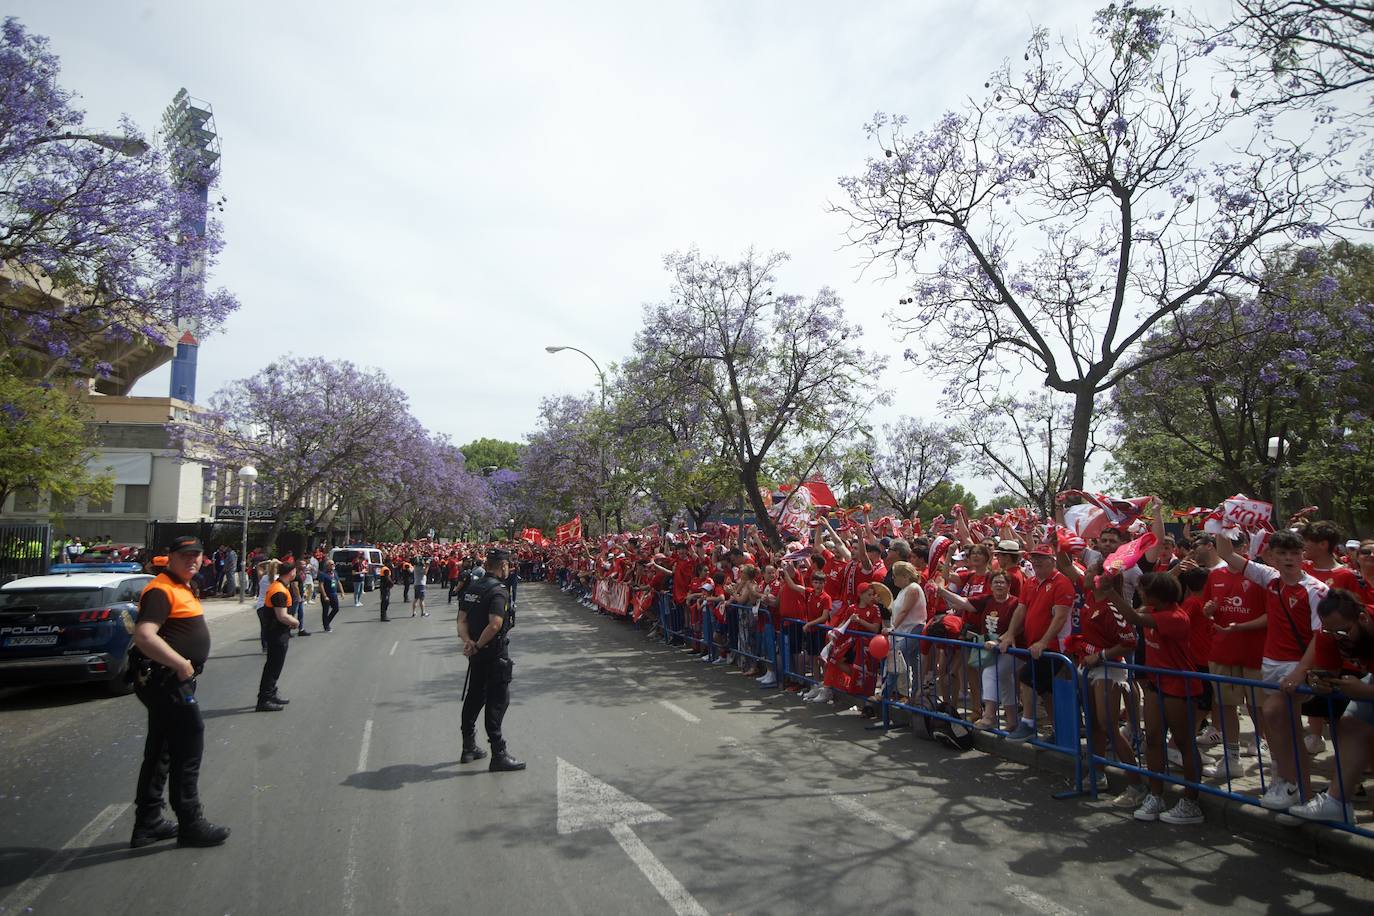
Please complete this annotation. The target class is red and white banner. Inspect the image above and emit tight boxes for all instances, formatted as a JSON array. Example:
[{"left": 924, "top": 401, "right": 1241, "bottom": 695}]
[
  {"left": 1221, "top": 495, "right": 1274, "bottom": 531},
  {"left": 594, "top": 578, "right": 630, "bottom": 616},
  {"left": 556, "top": 517, "right": 583, "bottom": 545},
  {"left": 631, "top": 588, "right": 654, "bottom": 623}
]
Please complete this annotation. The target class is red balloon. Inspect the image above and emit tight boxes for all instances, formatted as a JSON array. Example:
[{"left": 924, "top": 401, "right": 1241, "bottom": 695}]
[{"left": 868, "top": 634, "right": 890, "bottom": 660}]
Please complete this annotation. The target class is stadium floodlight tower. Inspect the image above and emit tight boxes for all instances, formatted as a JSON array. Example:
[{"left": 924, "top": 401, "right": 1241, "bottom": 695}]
[{"left": 160, "top": 88, "right": 221, "bottom": 404}]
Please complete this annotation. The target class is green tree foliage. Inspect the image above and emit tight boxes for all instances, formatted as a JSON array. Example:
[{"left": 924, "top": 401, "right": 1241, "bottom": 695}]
[
  {"left": 0, "top": 365, "right": 110, "bottom": 511},
  {"left": 1111, "top": 242, "right": 1374, "bottom": 532},
  {"left": 458, "top": 438, "right": 523, "bottom": 472}
]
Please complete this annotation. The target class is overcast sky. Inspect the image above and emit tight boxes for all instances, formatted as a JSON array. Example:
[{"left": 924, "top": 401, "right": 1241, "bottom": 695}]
[{"left": 15, "top": 0, "right": 1233, "bottom": 496}]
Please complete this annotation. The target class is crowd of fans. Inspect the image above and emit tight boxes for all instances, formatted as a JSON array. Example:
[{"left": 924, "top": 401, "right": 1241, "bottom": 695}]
[{"left": 537, "top": 501, "right": 1374, "bottom": 832}]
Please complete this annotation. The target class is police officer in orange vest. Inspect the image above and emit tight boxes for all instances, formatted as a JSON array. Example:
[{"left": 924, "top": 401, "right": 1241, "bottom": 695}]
[
  {"left": 129, "top": 536, "right": 230, "bottom": 848},
  {"left": 256, "top": 561, "right": 300, "bottom": 711}
]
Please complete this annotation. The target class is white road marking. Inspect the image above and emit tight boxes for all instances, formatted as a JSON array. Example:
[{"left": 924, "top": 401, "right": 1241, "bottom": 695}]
[
  {"left": 389, "top": 640, "right": 398, "bottom": 656},
  {"left": 1006, "top": 885, "right": 1076, "bottom": 916},
  {"left": 829, "top": 795, "right": 915, "bottom": 841},
  {"left": 1, "top": 802, "right": 130, "bottom": 913},
  {"left": 610, "top": 822, "right": 709, "bottom": 916},
  {"left": 556, "top": 759, "right": 707, "bottom": 916},
  {"left": 658, "top": 700, "right": 700, "bottom": 724},
  {"left": 342, "top": 817, "right": 363, "bottom": 916},
  {"left": 357, "top": 719, "right": 373, "bottom": 772}
]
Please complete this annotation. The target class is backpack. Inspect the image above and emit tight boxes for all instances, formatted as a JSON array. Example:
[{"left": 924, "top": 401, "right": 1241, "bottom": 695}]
[{"left": 923, "top": 700, "right": 976, "bottom": 751}]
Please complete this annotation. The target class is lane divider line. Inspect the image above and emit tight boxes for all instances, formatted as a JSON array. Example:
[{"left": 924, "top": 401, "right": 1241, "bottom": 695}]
[
  {"left": 658, "top": 700, "right": 700, "bottom": 724},
  {"left": 609, "top": 822, "right": 709, "bottom": 916},
  {"left": 357, "top": 718, "right": 374, "bottom": 772},
  {"left": 389, "top": 640, "right": 398, "bottom": 656},
  {"left": 1, "top": 802, "right": 131, "bottom": 913},
  {"left": 829, "top": 795, "right": 915, "bottom": 841}
]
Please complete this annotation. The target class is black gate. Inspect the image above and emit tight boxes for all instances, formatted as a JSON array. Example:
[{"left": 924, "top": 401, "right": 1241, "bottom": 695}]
[{"left": 0, "top": 522, "right": 53, "bottom": 583}]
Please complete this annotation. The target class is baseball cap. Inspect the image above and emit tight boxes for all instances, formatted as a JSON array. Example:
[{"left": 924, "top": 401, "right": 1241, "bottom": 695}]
[
  {"left": 1028, "top": 544, "right": 1055, "bottom": 558},
  {"left": 167, "top": 535, "right": 204, "bottom": 554}
]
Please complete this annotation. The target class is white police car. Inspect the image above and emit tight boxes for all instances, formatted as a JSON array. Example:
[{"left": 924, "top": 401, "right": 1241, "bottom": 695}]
[{"left": 0, "top": 563, "right": 151, "bottom": 695}]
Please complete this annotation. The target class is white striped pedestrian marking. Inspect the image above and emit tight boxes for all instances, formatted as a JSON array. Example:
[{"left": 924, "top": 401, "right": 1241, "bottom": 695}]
[
  {"left": 1, "top": 802, "right": 130, "bottom": 913},
  {"left": 357, "top": 719, "right": 373, "bottom": 772},
  {"left": 389, "top": 640, "right": 398, "bottom": 656},
  {"left": 829, "top": 795, "right": 915, "bottom": 841},
  {"left": 658, "top": 700, "right": 700, "bottom": 724}
]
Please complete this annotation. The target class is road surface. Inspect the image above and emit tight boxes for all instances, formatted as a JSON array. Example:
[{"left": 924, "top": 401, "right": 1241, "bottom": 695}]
[{"left": 2, "top": 582, "right": 1371, "bottom": 914}]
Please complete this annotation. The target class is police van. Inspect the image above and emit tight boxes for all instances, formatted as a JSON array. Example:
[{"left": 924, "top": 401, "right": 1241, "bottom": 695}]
[
  {"left": 0, "top": 563, "right": 151, "bottom": 695},
  {"left": 330, "top": 545, "right": 383, "bottom": 591}
]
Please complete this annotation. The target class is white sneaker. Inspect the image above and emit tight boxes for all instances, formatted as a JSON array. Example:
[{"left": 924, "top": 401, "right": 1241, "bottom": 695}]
[
  {"left": 1160, "top": 798, "right": 1204, "bottom": 825},
  {"left": 1195, "top": 725, "right": 1223, "bottom": 747},
  {"left": 1133, "top": 793, "right": 1168, "bottom": 822},
  {"left": 801, "top": 686, "right": 820, "bottom": 701},
  {"left": 1203, "top": 754, "right": 1241, "bottom": 780},
  {"left": 758, "top": 673, "right": 777, "bottom": 687},
  {"left": 1304, "top": 733, "right": 1327, "bottom": 755},
  {"left": 1112, "top": 784, "right": 1149, "bottom": 809},
  {"left": 1259, "top": 778, "right": 1300, "bottom": 811},
  {"left": 1246, "top": 738, "right": 1269, "bottom": 759},
  {"left": 1287, "top": 791, "right": 1355, "bottom": 824},
  {"left": 808, "top": 687, "right": 833, "bottom": 704}
]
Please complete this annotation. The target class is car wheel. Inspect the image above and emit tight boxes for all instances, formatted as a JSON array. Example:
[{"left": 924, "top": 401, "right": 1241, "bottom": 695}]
[{"left": 104, "top": 657, "right": 136, "bottom": 696}]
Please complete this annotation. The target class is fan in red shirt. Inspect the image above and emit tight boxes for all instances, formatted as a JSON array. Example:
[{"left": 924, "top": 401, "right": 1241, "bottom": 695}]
[
  {"left": 1103, "top": 571, "right": 1204, "bottom": 824},
  {"left": 998, "top": 544, "right": 1075, "bottom": 744}
]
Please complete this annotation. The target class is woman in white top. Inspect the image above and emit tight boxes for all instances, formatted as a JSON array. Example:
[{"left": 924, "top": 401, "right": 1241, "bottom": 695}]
[{"left": 886, "top": 561, "right": 927, "bottom": 700}]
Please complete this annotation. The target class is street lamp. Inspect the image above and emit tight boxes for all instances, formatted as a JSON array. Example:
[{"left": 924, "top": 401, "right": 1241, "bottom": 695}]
[
  {"left": 1267, "top": 436, "right": 1286, "bottom": 526},
  {"left": 508, "top": 518, "right": 515, "bottom": 541},
  {"left": 546, "top": 344, "right": 608, "bottom": 535},
  {"left": 237, "top": 465, "right": 257, "bottom": 603}
]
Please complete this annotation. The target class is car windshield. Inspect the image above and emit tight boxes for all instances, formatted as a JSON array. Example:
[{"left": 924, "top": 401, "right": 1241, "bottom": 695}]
[{"left": 0, "top": 587, "right": 108, "bottom": 612}]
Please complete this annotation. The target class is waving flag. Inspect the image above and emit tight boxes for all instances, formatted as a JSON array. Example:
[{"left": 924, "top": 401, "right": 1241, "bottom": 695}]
[{"left": 556, "top": 517, "right": 582, "bottom": 545}]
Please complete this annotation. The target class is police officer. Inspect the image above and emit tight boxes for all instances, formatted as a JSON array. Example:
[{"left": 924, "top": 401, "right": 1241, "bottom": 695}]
[
  {"left": 129, "top": 536, "right": 230, "bottom": 848},
  {"left": 256, "top": 561, "right": 300, "bottom": 711},
  {"left": 458, "top": 548, "right": 524, "bottom": 771},
  {"left": 378, "top": 562, "right": 393, "bottom": 622}
]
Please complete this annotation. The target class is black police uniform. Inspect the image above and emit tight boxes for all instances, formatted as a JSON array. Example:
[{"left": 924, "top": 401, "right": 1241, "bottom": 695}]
[
  {"left": 130, "top": 568, "right": 229, "bottom": 848},
  {"left": 459, "top": 574, "right": 523, "bottom": 770}
]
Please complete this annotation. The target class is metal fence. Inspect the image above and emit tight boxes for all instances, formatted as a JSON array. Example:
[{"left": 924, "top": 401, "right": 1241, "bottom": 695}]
[
  {"left": 625, "top": 586, "right": 1373, "bottom": 839},
  {"left": 0, "top": 521, "right": 53, "bottom": 583}
]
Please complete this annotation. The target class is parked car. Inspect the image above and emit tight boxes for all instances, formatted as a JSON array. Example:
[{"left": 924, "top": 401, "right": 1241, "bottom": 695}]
[
  {"left": 74, "top": 544, "right": 143, "bottom": 565},
  {"left": 330, "top": 546, "right": 383, "bottom": 592},
  {"left": 0, "top": 564, "right": 151, "bottom": 695}
]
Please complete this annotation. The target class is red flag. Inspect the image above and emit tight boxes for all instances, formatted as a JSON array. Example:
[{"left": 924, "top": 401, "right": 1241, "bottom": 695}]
[
  {"left": 800, "top": 477, "right": 838, "bottom": 508},
  {"left": 556, "top": 517, "right": 583, "bottom": 545}
]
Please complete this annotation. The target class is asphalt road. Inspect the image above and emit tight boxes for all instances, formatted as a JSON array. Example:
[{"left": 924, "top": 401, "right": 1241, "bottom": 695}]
[{"left": 2, "top": 581, "right": 1373, "bottom": 916}]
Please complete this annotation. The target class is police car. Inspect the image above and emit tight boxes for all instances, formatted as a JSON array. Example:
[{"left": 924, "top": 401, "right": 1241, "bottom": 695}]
[{"left": 0, "top": 563, "right": 151, "bottom": 695}]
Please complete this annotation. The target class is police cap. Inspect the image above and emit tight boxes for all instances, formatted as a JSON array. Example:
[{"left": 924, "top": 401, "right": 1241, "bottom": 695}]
[
  {"left": 168, "top": 535, "right": 205, "bottom": 554},
  {"left": 486, "top": 547, "right": 511, "bottom": 565}
]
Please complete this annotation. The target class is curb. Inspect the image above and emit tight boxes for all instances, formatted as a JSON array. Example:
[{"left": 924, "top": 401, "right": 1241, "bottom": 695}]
[{"left": 896, "top": 705, "right": 1374, "bottom": 878}]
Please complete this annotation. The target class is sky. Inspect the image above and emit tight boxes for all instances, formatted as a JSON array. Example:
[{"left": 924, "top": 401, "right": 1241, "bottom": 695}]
[{"left": 12, "top": 0, "right": 1234, "bottom": 498}]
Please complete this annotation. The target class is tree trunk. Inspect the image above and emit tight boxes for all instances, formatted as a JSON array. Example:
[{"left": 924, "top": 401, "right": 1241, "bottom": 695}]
[
  {"left": 741, "top": 465, "right": 782, "bottom": 548},
  {"left": 1065, "top": 385, "right": 1096, "bottom": 492}
]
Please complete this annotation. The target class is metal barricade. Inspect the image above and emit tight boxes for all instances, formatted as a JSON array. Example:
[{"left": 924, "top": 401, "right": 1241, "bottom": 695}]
[{"left": 1089, "top": 659, "right": 1374, "bottom": 839}]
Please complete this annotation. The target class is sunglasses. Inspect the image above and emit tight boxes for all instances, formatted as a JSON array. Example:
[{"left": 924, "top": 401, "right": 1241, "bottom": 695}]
[{"left": 1322, "top": 626, "right": 1352, "bottom": 640}]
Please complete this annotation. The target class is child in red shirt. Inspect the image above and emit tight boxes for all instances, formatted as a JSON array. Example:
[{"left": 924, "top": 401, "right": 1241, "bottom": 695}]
[{"left": 1104, "top": 571, "right": 1204, "bottom": 825}]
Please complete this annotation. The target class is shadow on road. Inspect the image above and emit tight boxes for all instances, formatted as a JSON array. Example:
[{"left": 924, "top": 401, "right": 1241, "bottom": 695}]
[
  {"left": 341, "top": 759, "right": 472, "bottom": 790},
  {"left": 0, "top": 683, "right": 121, "bottom": 711}
]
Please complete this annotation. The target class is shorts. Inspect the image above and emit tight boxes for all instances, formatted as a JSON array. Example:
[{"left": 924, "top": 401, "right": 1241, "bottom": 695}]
[
  {"left": 1142, "top": 679, "right": 1196, "bottom": 700},
  {"left": 1018, "top": 655, "right": 1066, "bottom": 693},
  {"left": 1261, "top": 659, "right": 1298, "bottom": 685},
  {"left": 1345, "top": 677, "right": 1374, "bottom": 726},
  {"left": 414, "top": 584, "right": 427, "bottom": 597},
  {"left": 1208, "top": 662, "right": 1262, "bottom": 706},
  {"left": 1085, "top": 664, "right": 1128, "bottom": 685}
]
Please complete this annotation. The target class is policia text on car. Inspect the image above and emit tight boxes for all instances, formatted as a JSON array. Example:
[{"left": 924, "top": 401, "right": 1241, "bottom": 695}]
[
  {"left": 128, "top": 536, "right": 231, "bottom": 848},
  {"left": 457, "top": 548, "right": 525, "bottom": 772}
]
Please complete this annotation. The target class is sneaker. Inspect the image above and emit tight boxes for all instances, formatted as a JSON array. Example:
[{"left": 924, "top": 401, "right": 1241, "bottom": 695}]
[
  {"left": 421, "top": 611, "right": 431, "bottom": 617},
  {"left": 1245, "top": 738, "right": 1268, "bottom": 759},
  {"left": 1160, "top": 798, "right": 1204, "bottom": 825},
  {"left": 1112, "top": 784, "right": 1149, "bottom": 809},
  {"left": 1203, "top": 754, "right": 1241, "bottom": 780},
  {"left": 1166, "top": 747, "right": 1183, "bottom": 768},
  {"left": 801, "top": 686, "right": 820, "bottom": 701},
  {"left": 1133, "top": 793, "right": 1168, "bottom": 822},
  {"left": 1304, "top": 733, "right": 1326, "bottom": 755},
  {"left": 712, "top": 656, "right": 729, "bottom": 665},
  {"left": 1195, "top": 725, "right": 1223, "bottom": 747},
  {"left": 1287, "top": 792, "right": 1355, "bottom": 824},
  {"left": 1259, "top": 778, "right": 1300, "bottom": 811},
  {"left": 758, "top": 673, "right": 777, "bottom": 687},
  {"left": 1005, "top": 721, "right": 1037, "bottom": 743},
  {"left": 808, "top": 687, "right": 833, "bottom": 704}
]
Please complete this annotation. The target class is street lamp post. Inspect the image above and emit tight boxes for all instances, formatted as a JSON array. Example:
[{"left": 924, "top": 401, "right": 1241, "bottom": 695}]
[
  {"left": 545, "top": 345, "right": 607, "bottom": 536},
  {"left": 1267, "top": 436, "right": 1286, "bottom": 526},
  {"left": 237, "top": 465, "right": 257, "bottom": 604}
]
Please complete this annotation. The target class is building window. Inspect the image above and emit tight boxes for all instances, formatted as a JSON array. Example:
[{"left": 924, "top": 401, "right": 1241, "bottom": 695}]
[
  {"left": 123, "top": 484, "right": 150, "bottom": 515},
  {"left": 89, "top": 492, "right": 113, "bottom": 514},
  {"left": 12, "top": 486, "right": 39, "bottom": 512},
  {"left": 51, "top": 493, "right": 77, "bottom": 514}
]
